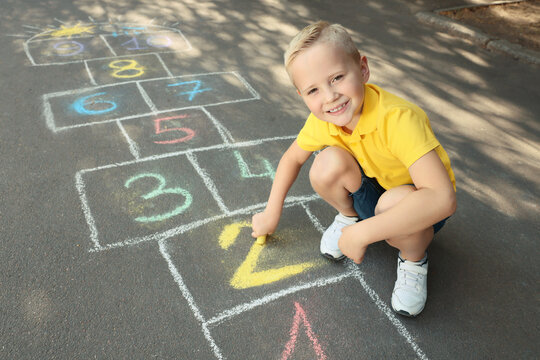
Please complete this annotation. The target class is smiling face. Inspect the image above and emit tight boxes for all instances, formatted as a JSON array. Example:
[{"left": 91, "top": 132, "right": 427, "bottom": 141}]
[{"left": 289, "top": 41, "right": 370, "bottom": 133}]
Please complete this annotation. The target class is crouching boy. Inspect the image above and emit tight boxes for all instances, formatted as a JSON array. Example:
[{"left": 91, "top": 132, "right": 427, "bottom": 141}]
[{"left": 251, "top": 21, "right": 456, "bottom": 317}]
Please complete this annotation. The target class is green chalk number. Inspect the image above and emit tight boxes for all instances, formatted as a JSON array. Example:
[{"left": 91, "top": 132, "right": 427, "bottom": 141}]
[
  {"left": 124, "top": 173, "right": 193, "bottom": 223},
  {"left": 233, "top": 150, "right": 275, "bottom": 180}
]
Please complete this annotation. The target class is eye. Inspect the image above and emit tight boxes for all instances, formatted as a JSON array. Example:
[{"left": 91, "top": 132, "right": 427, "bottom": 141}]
[
  {"left": 307, "top": 88, "right": 318, "bottom": 95},
  {"left": 332, "top": 74, "right": 344, "bottom": 83}
]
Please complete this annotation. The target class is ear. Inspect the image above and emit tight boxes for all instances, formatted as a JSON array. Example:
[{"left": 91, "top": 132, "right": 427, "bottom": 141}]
[
  {"left": 296, "top": 89, "right": 301, "bottom": 96},
  {"left": 360, "top": 55, "right": 370, "bottom": 83}
]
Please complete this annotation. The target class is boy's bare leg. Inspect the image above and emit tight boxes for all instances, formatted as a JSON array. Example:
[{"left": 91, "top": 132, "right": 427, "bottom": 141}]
[
  {"left": 377, "top": 185, "right": 433, "bottom": 316},
  {"left": 310, "top": 146, "right": 362, "bottom": 260},
  {"left": 309, "top": 147, "right": 432, "bottom": 262},
  {"left": 309, "top": 147, "right": 362, "bottom": 217},
  {"left": 375, "top": 185, "right": 433, "bottom": 261}
]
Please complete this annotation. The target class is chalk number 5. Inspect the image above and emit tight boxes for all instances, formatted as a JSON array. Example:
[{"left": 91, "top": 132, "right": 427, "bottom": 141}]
[{"left": 124, "top": 173, "right": 192, "bottom": 222}]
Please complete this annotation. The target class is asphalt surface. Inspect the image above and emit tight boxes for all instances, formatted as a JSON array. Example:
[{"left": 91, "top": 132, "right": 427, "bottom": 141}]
[{"left": 1, "top": 0, "right": 539, "bottom": 359}]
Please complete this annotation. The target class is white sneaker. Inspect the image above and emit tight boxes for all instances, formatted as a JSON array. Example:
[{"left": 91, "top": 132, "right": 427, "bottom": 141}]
[
  {"left": 320, "top": 213, "right": 358, "bottom": 260},
  {"left": 391, "top": 253, "right": 428, "bottom": 317}
]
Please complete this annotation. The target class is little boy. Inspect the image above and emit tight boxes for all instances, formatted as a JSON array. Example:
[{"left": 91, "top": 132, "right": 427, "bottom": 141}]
[{"left": 251, "top": 21, "right": 456, "bottom": 317}]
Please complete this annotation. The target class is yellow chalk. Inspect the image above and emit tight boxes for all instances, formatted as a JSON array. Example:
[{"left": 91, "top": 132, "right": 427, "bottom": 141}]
[{"left": 256, "top": 235, "right": 267, "bottom": 245}]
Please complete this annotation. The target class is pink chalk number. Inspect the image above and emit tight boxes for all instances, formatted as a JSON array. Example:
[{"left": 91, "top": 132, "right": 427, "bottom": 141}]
[
  {"left": 281, "top": 302, "right": 327, "bottom": 360},
  {"left": 153, "top": 115, "right": 196, "bottom": 144}
]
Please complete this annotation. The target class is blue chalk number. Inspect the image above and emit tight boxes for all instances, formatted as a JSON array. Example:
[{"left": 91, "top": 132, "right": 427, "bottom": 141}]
[
  {"left": 72, "top": 92, "right": 117, "bottom": 115},
  {"left": 168, "top": 80, "right": 211, "bottom": 101}
]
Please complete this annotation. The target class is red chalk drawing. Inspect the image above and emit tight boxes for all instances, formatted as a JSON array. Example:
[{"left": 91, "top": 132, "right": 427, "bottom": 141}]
[
  {"left": 153, "top": 115, "right": 195, "bottom": 144},
  {"left": 281, "top": 302, "right": 327, "bottom": 360}
]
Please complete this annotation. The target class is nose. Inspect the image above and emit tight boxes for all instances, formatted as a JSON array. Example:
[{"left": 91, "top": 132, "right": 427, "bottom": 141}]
[{"left": 323, "top": 86, "right": 339, "bottom": 103}]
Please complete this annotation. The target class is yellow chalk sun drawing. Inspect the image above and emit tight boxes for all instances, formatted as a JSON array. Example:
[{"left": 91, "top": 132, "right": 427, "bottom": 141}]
[{"left": 49, "top": 23, "right": 95, "bottom": 38}]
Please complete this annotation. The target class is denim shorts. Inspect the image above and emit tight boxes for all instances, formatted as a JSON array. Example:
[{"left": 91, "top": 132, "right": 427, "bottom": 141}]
[{"left": 349, "top": 168, "right": 447, "bottom": 234}]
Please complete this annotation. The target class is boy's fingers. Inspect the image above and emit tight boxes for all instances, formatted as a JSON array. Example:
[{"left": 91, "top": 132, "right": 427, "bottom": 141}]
[{"left": 251, "top": 231, "right": 272, "bottom": 239}]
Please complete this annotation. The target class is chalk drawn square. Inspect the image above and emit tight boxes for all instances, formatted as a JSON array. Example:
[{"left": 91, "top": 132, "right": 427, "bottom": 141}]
[
  {"left": 193, "top": 139, "right": 314, "bottom": 211},
  {"left": 162, "top": 205, "right": 348, "bottom": 321},
  {"left": 25, "top": 36, "right": 115, "bottom": 65},
  {"left": 120, "top": 109, "right": 227, "bottom": 158},
  {"left": 44, "top": 83, "right": 152, "bottom": 131},
  {"left": 138, "top": 72, "right": 259, "bottom": 112},
  {"left": 207, "top": 100, "right": 306, "bottom": 142},
  {"left": 79, "top": 155, "right": 223, "bottom": 249},
  {"left": 85, "top": 53, "right": 171, "bottom": 85},
  {"left": 210, "top": 279, "right": 422, "bottom": 359},
  {"left": 102, "top": 31, "right": 191, "bottom": 56}
]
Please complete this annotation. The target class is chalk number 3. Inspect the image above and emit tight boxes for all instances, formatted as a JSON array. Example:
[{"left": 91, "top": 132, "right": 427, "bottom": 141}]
[{"left": 124, "top": 173, "right": 192, "bottom": 222}]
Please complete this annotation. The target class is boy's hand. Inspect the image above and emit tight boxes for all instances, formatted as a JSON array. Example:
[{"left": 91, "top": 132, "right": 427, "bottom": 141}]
[
  {"left": 251, "top": 210, "right": 279, "bottom": 238},
  {"left": 250, "top": 141, "right": 311, "bottom": 239},
  {"left": 338, "top": 224, "right": 367, "bottom": 264}
]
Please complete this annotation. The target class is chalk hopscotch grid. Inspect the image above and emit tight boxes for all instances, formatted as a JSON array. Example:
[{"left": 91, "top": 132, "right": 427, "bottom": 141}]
[
  {"left": 42, "top": 71, "right": 261, "bottom": 132},
  {"left": 74, "top": 135, "right": 429, "bottom": 358},
  {"left": 158, "top": 200, "right": 428, "bottom": 360},
  {"left": 74, "top": 117, "right": 429, "bottom": 358},
  {"left": 24, "top": 23, "right": 193, "bottom": 66},
  {"left": 30, "top": 20, "right": 429, "bottom": 358}
]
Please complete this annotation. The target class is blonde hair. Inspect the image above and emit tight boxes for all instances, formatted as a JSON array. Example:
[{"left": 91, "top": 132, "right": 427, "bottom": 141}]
[{"left": 284, "top": 21, "right": 360, "bottom": 72}]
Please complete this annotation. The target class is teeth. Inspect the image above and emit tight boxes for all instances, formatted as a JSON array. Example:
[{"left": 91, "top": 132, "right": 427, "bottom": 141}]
[{"left": 329, "top": 102, "right": 346, "bottom": 113}]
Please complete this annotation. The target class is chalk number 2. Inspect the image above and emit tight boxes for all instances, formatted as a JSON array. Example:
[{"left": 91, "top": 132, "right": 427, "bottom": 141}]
[{"left": 124, "top": 173, "right": 192, "bottom": 222}]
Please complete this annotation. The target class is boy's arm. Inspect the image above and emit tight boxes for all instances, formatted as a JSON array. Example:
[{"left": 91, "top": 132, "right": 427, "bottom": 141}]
[
  {"left": 251, "top": 140, "right": 312, "bottom": 237},
  {"left": 339, "top": 149, "right": 457, "bottom": 262}
]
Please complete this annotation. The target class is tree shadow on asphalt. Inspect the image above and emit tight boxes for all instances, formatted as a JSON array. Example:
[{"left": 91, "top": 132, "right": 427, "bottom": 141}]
[{"left": 2, "top": 0, "right": 538, "bottom": 358}]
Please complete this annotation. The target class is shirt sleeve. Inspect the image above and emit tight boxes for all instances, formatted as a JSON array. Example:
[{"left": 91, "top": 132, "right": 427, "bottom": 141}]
[
  {"left": 296, "top": 113, "right": 327, "bottom": 152},
  {"left": 380, "top": 107, "right": 441, "bottom": 168}
]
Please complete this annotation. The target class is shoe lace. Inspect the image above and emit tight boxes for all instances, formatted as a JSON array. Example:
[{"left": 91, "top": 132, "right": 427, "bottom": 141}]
[{"left": 397, "top": 261, "right": 427, "bottom": 292}]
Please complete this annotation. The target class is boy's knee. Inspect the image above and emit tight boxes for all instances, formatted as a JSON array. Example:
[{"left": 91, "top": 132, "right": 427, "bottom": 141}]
[
  {"left": 309, "top": 147, "right": 352, "bottom": 186},
  {"left": 375, "top": 185, "right": 415, "bottom": 215}
]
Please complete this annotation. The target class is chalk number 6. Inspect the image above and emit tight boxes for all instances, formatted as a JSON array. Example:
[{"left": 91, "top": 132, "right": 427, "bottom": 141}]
[{"left": 124, "top": 173, "right": 192, "bottom": 223}]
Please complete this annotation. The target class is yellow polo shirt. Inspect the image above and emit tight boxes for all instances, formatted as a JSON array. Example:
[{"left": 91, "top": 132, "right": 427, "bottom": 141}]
[{"left": 296, "top": 84, "right": 456, "bottom": 190}]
